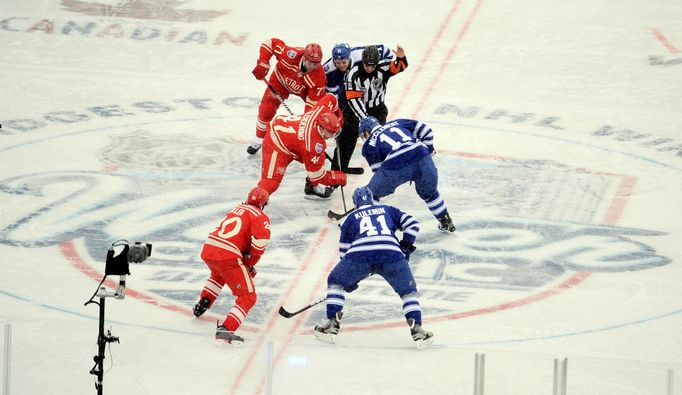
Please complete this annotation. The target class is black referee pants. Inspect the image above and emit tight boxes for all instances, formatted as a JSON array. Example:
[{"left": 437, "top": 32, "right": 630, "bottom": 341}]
[{"left": 331, "top": 103, "right": 388, "bottom": 172}]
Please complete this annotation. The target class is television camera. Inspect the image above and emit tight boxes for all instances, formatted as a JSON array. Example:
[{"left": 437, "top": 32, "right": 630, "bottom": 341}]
[{"left": 84, "top": 239, "right": 152, "bottom": 394}]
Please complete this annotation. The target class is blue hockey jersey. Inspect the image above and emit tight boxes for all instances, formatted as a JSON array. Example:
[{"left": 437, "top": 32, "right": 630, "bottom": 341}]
[
  {"left": 361, "top": 118, "right": 435, "bottom": 172},
  {"left": 322, "top": 44, "right": 393, "bottom": 111},
  {"left": 338, "top": 203, "right": 419, "bottom": 264}
]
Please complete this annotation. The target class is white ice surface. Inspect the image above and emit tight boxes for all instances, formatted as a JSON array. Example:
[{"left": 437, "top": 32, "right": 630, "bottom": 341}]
[{"left": 1, "top": 1, "right": 681, "bottom": 394}]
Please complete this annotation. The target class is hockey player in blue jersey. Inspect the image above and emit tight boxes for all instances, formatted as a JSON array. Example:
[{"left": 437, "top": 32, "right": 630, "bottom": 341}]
[
  {"left": 358, "top": 116, "right": 456, "bottom": 232},
  {"left": 314, "top": 186, "right": 434, "bottom": 349}
]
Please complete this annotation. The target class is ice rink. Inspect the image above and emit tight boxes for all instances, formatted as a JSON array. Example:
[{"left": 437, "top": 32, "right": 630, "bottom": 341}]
[{"left": 1, "top": 0, "right": 681, "bottom": 394}]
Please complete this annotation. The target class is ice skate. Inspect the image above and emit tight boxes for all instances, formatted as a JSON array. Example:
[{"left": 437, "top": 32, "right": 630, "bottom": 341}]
[
  {"left": 193, "top": 296, "right": 211, "bottom": 318},
  {"left": 437, "top": 213, "right": 456, "bottom": 232},
  {"left": 304, "top": 180, "right": 333, "bottom": 200},
  {"left": 246, "top": 143, "right": 262, "bottom": 155},
  {"left": 246, "top": 137, "right": 263, "bottom": 155},
  {"left": 215, "top": 324, "right": 244, "bottom": 346},
  {"left": 314, "top": 312, "right": 343, "bottom": 344},
  {"left": 407, "top": 318, "right": 434, "bottom": 350}
]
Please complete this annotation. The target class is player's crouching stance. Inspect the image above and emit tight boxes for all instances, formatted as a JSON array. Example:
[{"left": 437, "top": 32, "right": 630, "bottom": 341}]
[
  {"left": 314, "top": 187, "right": 434, "bottom": 349},
  {"left": 193, "top": 187, "right": 271, "bottom": 346},
  {"left": 358, "top": 116, "right": 456, "bottom": 233},
  {"left": 257, "top": 93, "right": 348, "bottom": 200}
]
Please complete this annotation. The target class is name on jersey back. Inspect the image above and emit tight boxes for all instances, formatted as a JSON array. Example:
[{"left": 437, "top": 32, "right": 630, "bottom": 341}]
[{"left": 354, "top": 206, "right": 386, "bottom": 219}]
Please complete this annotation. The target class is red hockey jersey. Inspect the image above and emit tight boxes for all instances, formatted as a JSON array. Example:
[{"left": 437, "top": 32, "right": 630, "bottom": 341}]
[
  {"left": 266, "top": 93, "right": 342, "bottom": 185},
  {"left": 258, "top": 38, "right": 327, "bottom": 106},
  {"left": 203, "top": 203, "right": 271, "bottom": 264}
]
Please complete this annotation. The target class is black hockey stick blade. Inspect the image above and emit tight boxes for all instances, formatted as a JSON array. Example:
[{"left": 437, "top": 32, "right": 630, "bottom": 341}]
[
  {"left": 278, "top": 297, "right": 326, "bottom": 318},
  {"left": 278, "top": 306, "right": 297, "bottom": 318},
  {"left": 327, "top": 207, "right": 355, "bottom": 220},
  {"left": 343, "top": 167, "right": 364, "bottom": 175}
]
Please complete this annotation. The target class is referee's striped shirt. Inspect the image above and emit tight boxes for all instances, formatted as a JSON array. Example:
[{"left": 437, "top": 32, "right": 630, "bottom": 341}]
[{"left": 344, "top": 56, "right": 407, "bottom": 119}]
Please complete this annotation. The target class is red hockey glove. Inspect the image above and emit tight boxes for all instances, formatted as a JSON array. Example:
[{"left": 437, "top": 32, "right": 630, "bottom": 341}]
[
  {"left": 252, "top": 60, "right": 270, "bottom": 80},
  {"left": 323, "top": 170, "right": 347, "bottom": 187}
]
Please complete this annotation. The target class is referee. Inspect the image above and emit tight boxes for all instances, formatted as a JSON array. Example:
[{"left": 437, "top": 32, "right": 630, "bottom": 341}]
[{"left": 340, "top": 44, "right": 408, "bottom": 173}]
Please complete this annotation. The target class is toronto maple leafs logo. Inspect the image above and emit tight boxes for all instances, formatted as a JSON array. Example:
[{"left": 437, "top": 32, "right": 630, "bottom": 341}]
[{"left": 61, "top": 0, "right": 230, "bottom": 22}]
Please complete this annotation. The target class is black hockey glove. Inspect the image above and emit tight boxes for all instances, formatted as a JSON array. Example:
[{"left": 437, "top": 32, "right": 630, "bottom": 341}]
[
  {"left": 399, "top": 240, "right": 417, "bottom": 261},
  {"left": 247, "top": 265, "right": 257, "bottom": 278},
  {"left": 343, "top": 283, "right": 359, "bottom": 293}
]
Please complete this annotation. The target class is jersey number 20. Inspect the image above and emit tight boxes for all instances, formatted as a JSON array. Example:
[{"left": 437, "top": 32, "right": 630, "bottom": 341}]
[{"left": 217, "top": 217, "right": 242, "bottom": 239}]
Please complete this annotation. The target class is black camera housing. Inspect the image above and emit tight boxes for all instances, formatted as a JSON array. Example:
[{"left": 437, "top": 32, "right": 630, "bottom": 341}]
[{"left": 105, "top": 240, "right": 152, "bottom": 276}]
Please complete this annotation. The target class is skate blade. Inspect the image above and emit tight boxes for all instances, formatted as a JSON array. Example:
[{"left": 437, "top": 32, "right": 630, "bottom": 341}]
[
  {"left": 313, "top": 332, "right": 336, "bottom": 344},
  {"left": 214, "top": 338, "right": 244, "bottom": 347},
  {"left": 415, "top": 337, "right": 434, "bottom": 350},
  {"left": 303, "top": 194, "right": 332, "bottom": 201}
]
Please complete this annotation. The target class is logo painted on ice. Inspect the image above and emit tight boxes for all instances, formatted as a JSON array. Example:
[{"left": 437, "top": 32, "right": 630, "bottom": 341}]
[
  {"left": 0, "top": 113, "right": 674, "bottom": 326},
  {"left": 0, "top": 171, "right": 670, "bottom": 325}
]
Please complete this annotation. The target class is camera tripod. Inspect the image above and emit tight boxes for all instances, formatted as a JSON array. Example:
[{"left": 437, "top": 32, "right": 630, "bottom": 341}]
[
  {"left": 85, "top": 278, "right": 126, "bottom": 394},
  {"left": 85, "top": 240, "right": 151, "bottom": 394}
]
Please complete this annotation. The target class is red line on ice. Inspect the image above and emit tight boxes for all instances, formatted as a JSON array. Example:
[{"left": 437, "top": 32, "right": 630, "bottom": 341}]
[
  {"left": 651, "top": 28, "right": 680, "bottom": 54},
  {"left": 229, "top": 227, "right": 330, "bottom": 395},
  {"left": 411, "top": 0, "right": 484, "bottom": 118},
  {"left": 603, "top": 176, "right": 637, "bottom": 226},
  {"left": 61, "top": 241, "right": 201, "bottom": 319},
  {"left": 390, "top": 0, "right": 465, "bottom": 115}
]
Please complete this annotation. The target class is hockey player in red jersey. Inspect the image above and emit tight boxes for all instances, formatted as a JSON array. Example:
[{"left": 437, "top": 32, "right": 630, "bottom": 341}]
[
  {"left": 193, "top": 186, "right": 271, "bottom": 345},
  {"left": 257, "top": 93, "right": 348, "bottom": 199},
  {"left": 248, "top": 38, "right": 328, "bottom": 155}
]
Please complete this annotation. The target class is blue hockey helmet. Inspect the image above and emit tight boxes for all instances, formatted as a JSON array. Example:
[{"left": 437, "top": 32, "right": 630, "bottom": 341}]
[
  {"left": 352, "top": 186, "right": 374, "bottom": 207},
  {"left": 359, "top": 116, "right": 381, "bottom": 137},
  {"left": 332, "top": 43, "right": 351, "bottom": 60}
]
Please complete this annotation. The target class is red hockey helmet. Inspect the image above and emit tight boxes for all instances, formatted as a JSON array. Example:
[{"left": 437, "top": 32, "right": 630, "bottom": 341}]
[
  {"left": 316, "top": 112, "right": 342, "bottom": 138},
  {"left": 245, "top": 186, "right": 269, "bottom": 209},
  {"left": 304, "top": 43, "right": 323, "bottom": 63}
]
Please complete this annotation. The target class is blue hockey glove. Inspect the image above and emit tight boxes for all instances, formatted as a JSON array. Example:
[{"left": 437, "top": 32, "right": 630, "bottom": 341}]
[{"left": 399, "top": 240, "right": 416, "bottom": 261}]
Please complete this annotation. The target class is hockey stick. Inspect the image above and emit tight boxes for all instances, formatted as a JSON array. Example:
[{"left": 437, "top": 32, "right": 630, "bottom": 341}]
[
  {"left": 327, "top": 207, "right": 355, "bottom": 220},
  {"left": 278, "top": 296, "right": 327, "bottom": 318},
  {"left": 334, "top": 144, "right": 348, "bottom": 211},
  {"left": 264, "top": 81, "right": 295, "bottom": 116}
]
